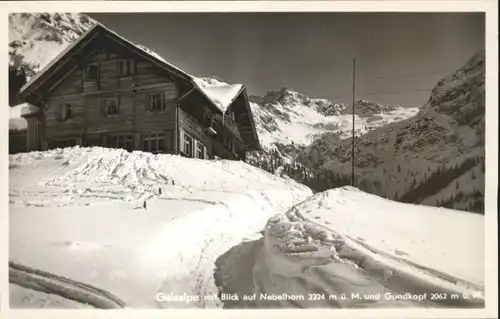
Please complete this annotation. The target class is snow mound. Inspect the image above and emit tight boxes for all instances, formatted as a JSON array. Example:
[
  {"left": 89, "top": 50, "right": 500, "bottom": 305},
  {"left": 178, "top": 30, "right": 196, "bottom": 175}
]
[
  {"left": 281, "top": 187, "right": 484, "bottom": 285},
  {"left": 253, "top": 187, "right": 484, "bottom": 307},
  {"left": 213, "top": 186, "right": 484, "bottom": 308}
]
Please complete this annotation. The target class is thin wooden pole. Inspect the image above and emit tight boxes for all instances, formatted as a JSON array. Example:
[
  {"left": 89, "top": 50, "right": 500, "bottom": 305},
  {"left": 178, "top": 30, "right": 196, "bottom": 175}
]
[{"left": 351, "top": 58, "right": 356, "bottom": 187}]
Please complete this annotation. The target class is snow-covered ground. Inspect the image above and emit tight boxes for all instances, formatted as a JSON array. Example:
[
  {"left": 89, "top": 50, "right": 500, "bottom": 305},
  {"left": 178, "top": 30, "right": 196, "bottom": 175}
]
[
  {"left": 215, "top": 187, "right": 485, "bottom": 308},
  {"left": 9, "top": 13, "right": 95, "bottom": 77},
  {"left": 9, "top": 147, "right": 484, "bottom": 309},
  {"left": 9, "top": 147, "right": 312, "bottom": 308}
]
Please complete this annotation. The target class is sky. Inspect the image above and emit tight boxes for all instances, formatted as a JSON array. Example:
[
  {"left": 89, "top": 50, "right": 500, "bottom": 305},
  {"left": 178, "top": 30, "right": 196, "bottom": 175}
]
[{"left": 88, "top": 12, "right": 484, "bottom": 107}]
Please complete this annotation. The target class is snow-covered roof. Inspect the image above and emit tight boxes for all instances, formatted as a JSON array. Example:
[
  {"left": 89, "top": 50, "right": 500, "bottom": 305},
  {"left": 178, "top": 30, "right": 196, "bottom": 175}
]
[
  {"left": 193, "top": 78, "right": 243, "bottom": 113},
  {"left": 10, "top": 102, "right": 40, "bottom": 118},
  {"left": 9, "top": 103, "right": 40, "bottom": 131},
  {"left": 20, "top": 22, "right": 245, "bottom": 114}
]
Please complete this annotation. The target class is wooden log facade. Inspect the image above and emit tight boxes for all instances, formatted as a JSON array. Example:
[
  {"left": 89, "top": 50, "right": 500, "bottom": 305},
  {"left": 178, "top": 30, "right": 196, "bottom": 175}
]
[{"left": 19, "top": 24, "right": 261, "bottom": 161}]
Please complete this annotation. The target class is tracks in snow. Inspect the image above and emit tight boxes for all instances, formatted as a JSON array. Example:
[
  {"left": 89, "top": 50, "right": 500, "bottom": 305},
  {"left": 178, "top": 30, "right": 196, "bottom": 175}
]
[{"left": 9, "top": 261, "right": 126, "bottom": 309}]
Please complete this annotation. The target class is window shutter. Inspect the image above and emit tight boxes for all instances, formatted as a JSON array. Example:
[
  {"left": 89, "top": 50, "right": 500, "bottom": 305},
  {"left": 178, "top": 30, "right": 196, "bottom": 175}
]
[
  {"left": 203, "top": 144, "right": 208, "bottom": 160},
  {"left": 190, "top": 136, "right": 194, "bottom": 157},
  {"left": 179, "top": 129, "right": 185, "bottom": 153},
  {"left": 116, "top": 96, "right": 121, "bottom": 114}
]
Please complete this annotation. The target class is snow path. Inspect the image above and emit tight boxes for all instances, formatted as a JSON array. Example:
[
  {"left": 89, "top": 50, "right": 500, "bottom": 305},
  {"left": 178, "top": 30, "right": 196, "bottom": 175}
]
[{"left": 9, "top": 147, "right": 312, "bottom": 308}]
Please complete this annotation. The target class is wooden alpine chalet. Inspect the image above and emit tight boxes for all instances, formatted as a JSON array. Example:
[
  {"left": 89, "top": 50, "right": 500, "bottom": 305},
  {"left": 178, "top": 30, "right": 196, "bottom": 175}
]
[{"left": 18, "top": 23, "right": 261, "bottom": 161}]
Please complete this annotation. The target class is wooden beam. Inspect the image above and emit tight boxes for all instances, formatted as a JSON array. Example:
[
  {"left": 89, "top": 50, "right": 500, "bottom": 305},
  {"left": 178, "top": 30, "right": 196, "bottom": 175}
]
[
  {"left": 103, "top": 33, "right": 190, "bottom": 81},
  {"left": 47, "top": 63, "right": 80, "bottom": 93}
]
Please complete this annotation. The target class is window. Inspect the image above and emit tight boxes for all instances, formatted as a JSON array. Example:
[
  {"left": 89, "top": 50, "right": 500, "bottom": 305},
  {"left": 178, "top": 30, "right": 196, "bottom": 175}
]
[
  {"left": 142, "top": 132, "right": 166, "bottom": 154},
  {"left": 202, "top": 112, "right": 215, "bottom": 127},
  {"left": 195, "top": 141, "right": 207, "bottom": 159},
  {"left": 118, "top": 59, "right": 135, "bottom": 77},
  {"left": 230, "top": 111, "right": 236, "bottom": 122},
  {"left": 109, "top": 135, "right": 133, "bottom": 152},
  {"left": 85, "top": 63, "right": 99, "bottom": 81},
  {"left": 146, "top": 92, "right": 169, "bottom": 112},
  {"left": 57, "top": 103, "right": 72, "bottom": 121},
  {"left": 202, "top": 112, "right": 208, "bottom": 125},
  {"left": 102, "top": 97, "right": 119, "bottom": 117},
  {"left": 183, "top": 133, "right": 193, "bottom": 157}
]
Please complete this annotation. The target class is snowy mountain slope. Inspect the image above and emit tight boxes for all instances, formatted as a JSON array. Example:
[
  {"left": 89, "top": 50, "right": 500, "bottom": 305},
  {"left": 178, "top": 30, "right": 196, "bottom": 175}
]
[
  {"left": 299, "top": 52, "right": 485, "bottom": 214},
  {"left": 248, "top": 87, "right": 419, "bottom": 148},
  {"left": 9, "top": 13, "right": 96, "bottom": 78},
  {"left": 215, "top": 187, "right": 484, "bottom": 309},
  {"left": 9, "top": 147, "right": 312, "bottom": 308}
]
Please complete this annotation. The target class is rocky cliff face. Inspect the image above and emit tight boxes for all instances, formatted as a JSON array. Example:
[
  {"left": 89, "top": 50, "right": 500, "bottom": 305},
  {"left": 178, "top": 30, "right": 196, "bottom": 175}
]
[
  {"left": 343, "top": 99, "right": 401, "bottom": 118},
  {"left": 250, "top": 87, "right": 347, "bottom": 117}
]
